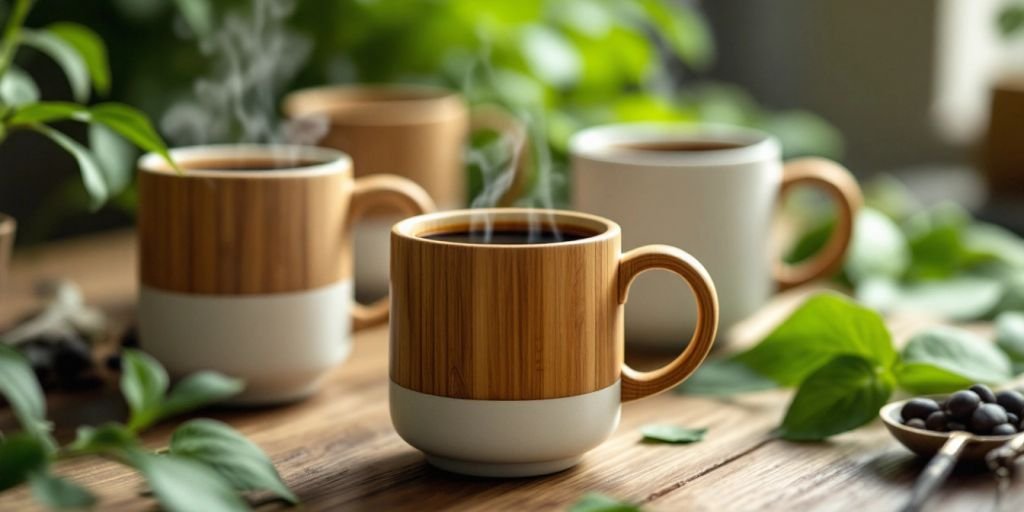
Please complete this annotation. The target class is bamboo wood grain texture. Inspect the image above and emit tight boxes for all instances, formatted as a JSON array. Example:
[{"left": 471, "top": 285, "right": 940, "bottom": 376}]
[
  {"left": 389, "top": 210, "right": 622, "bottom": 400},
  {"left": 138, "top": 160, "right": 353, "bottom": 295},
  {"left": 283, "top": 85, "right": 469, "bottom": 210},
  {"left": 2, "top": 233, "right": 1022, "bottom": 512},
  {"left": 0, "top": 213, "right": 14, "bottom": 292},
  {"left": 774, "top": 157, "right": 863, "bottom": 290}
]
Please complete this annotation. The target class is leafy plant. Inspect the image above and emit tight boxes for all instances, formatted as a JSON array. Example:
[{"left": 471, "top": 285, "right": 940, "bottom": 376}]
[
  {"left": 786, "top": 175, "right": 1024, "bottom": 322},
  {"left": 679, "top": 293, "right": 1022, "bottom": 441},
  {"left": 0, "top": 345, "right": 296, "bottom": 511},
  {"left": 0, "top": 0, "right": 176, "bottom": 210}
]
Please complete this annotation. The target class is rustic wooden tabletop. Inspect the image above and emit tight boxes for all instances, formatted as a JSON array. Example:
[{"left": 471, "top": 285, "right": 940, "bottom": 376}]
[{"left": 1, "top": 231, "right": 1021, "bottom": 511}]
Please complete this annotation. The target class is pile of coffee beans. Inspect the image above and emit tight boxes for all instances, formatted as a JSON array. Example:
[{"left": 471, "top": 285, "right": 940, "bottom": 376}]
[{"left": 900, "top": 384, "right": 1024, "bottom": 436}]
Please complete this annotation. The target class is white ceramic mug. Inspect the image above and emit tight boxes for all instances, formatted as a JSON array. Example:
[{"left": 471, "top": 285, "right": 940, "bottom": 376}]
[
  {"left": 137, "top": 145, "right": 434, "bottom": 404},
  {"left": 571, "top": 123, "right": 861, "bottom": 348}
]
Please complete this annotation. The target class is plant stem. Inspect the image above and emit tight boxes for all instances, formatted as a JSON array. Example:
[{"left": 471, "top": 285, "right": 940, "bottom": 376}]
[{"left": 0, "top": 0, "right": 34, "bottom": 78}]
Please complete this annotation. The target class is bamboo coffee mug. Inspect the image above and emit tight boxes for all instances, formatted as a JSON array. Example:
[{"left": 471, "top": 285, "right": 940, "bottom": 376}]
[
  {"left": 0, "top": 214, "right": 15, "bottom": 292},
  {"left": 283, "top": 85, "right": 469, "bottom": 297},
  {"left": 571, "top": 123, "right": 862, "bottom": 348},
  {"left": 137, "top": 145, "right": 434, "bottom": 405},
  {"left": 388, "top": 208, "right": 719, "bottom": 477}
]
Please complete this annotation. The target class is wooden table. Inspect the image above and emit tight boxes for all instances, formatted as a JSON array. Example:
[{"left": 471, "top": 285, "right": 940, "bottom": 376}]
[{"left": 1, "top": 232, "right": 1022, "bottom": 511}]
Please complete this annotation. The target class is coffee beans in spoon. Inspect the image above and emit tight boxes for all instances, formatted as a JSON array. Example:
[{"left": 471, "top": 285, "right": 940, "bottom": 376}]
[{"left": 900, "top": 384, "right": 1024, "bottom": 435}]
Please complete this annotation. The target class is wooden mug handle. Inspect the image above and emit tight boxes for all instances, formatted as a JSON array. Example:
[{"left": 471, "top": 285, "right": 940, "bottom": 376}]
[
  {"left": 774, "top": 158, "right": 863, "bottom": 290},
  {"left": 618, "top": 245, "right": 719, "bottom": 402},
  {"left": 348, "top": 175, "right": 435, "bottom": 330}
]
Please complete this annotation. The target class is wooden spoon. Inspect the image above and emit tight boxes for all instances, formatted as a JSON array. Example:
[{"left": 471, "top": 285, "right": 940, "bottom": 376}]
[{"left": 879, "top": 398, "right": 1022, "bottom": 512}]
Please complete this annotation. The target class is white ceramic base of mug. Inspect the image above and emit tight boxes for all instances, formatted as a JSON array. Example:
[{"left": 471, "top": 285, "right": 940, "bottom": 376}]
[
  {"left": 426, "top": 455, "right": 582, "bottom": 478},
  {"left": 390, "top": 380, "right": 621, "bottom": 478},
  {"left": 139, "top": 281, "right": 353, "bottom": 405}
]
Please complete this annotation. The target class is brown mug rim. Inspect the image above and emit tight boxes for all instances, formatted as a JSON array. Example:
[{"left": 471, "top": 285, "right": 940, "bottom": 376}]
[
  {"left": 393, "top": 208, "right": 620, "bottom": 249},
  {"left": 282, "top": 84, "right": 466, "bottom": 126},
  {"left": 138, "top": 144, "right": 352, "bottom": 179}
]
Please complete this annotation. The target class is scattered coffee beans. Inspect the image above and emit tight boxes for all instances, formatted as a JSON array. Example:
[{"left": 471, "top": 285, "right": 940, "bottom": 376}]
[{"left": 900, "top": 383, "right": 1024, "bottom": 436}]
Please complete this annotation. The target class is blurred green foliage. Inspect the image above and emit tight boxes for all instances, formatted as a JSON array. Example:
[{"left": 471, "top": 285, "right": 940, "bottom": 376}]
[{"left": 14, "top": 0, "right": 843, "bottom": 235}]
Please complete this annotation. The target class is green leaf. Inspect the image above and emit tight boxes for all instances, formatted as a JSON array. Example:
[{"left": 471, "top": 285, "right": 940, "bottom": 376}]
[
  {"left": 778, "top": 355, "right": 894, "bottom": 441},
  {"left": 0, "top": 434, "right": 49, "bottom": 492},
  {"left": 20, "top": 28, "right": 91, "bottom": 102},
  {"left": 8, "top": 102, "right": 87, "bottom": 125},
  {"left": 0, "top": 345, "right": 54, "bottom": 450},
  {"left": 46, "top": 22, "right": 111, "bottom": 96},
  {"left": 32, "top": 124, "right": 109, "bottom": 209},
  {"left": 172, "top": 0, "right": 215, "bottom": 38},
  {"left": 159, "top": 372, "right": 244, "bottom": 420},
  {"left": 964, "top": 223, "right": 1024, "bottom": 269},
  {"left": 640, "top": 424, "right": 707, "bottom": 444},
  {"left": 89, "top": 103, "right": 179, "bottom": 172},
  {"left": 120, "top": 349, "right": 169, "bottom": 432},
  {"left": 903, "top": 203, "right": 971, "bottom": 280},
  {"left": 67, "top": 423, "right": 137, "bottom": 455},
  {"left": 734, "top": 293, "right": 896, "bottom": 386},
  {"left": 520, "top": 24, "right": 580, "bottom": 87},
  {"left": 785, "top": 218, "right": 833, "bottom": 265},
  {"left": 862, "top": 174, "right": 920, "bottom": 221},
  {"left": 999, "top": 5, "right": 1024, "bottom": 38},
  {"left": 569, "top": 492, "right": 642, "bottom": 512},
  {"left": 637, "top": 0, "right": 713, "bottom": 69},
  {"left": 0, "top": 65, "right": 39, "bottom": 106},
  {"left": 845, "top": 208, "right": 910, "bottom": 284},
  {"left": 28, "top": 472, "right": 97, "bottom": 509},
  {"left": 131, "top": 453, "right": 251, "bottom": 512},
  {"left": 675, "top": 358, "right": 778, "bottom": 396},
  {"left": 996, "top": 311, "right": 1024, "bottom": 363},
  {"left": 89, "top": 123, "right": 136, "bottom": 194},
  {"left": 897, "top": 327, "right": 1014, "bottom": 393},
  {"left": 856, "top": 276, "right": 1003, "bottom": 322},
  {"left": 170, "top": 419, "right": 297, "bottom": 503}
]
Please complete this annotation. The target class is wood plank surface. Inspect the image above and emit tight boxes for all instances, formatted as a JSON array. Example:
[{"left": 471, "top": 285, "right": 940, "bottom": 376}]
[{"left": 1, "top": 232, "right": 1022, "bottom": 511}]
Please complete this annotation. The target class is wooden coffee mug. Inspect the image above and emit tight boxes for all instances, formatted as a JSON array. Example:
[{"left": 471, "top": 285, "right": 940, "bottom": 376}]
[
  {"left": 137, "top": 145, "right": 434, "bottom": 404},
  {"left": 0, "top": 214, "right": 14, "bottom": 293},
  {"left": 571, "top": 123, "right": 862, "bottom": 348},
  {"left": 388, "top": 208, "right": 719, "bottom": 477}
]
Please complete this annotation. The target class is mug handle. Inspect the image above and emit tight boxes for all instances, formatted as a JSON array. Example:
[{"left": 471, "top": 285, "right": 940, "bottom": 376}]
[
  {"left": 773, "top": 158, "right": 863, "bottom": 290},
  {"left": 619, "top": 245, "right": 719, "bottom": 402},
  {"left": 348, "top": 174, "right": 435, "bottom": 330}
]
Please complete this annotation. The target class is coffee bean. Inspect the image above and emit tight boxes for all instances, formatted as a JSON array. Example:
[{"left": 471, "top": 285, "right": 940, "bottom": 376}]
[
  {"left": 947, "top": 422, "right": 967, "bottom": 432},
  {"left": 996, "top": 390, "right": 1024, "bottom": 416},
  {"left": 925, "top": 411, "right": 948, "bottom": 431},
  {"left": 1008, "top": 413, "right": 1020, "bottom": 427},
  {"left": 901, "top": 398, "right": 941, "bottom": 421},
  {"left": 947, "top": 390, "right": 981, "bottom": 419},
  {"left": 992, "top": 423, "right": 1018, "bottom": 436},
  {"left": 906, "top": 418, "right": 927, "bottom": 430},
  {"left": 970, "top": 403, "right": 1008, "bottom": 434},
  {"left": 971, "top": 384, "right": 998, "bottom": 404}
]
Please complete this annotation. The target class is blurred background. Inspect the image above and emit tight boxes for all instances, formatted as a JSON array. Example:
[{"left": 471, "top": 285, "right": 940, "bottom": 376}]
[{"left": 2, "top": 0, "right": 1024, "bottom": 243}]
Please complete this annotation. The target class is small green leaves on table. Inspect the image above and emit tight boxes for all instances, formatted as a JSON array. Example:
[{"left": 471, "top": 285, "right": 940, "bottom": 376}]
[
  {"left": 0, "top": 434, "right": 49, "bottom": 492},
  {"left": 130, "top": 453, "right": 250, "bottom": 512},
  {"left": 640, "top": 425, "right": 707, "bottom": 444},
  {"left": 0, "top": 344, "right": 55, "bottom": 451},
  {"left": 27, "top": 471, "right": 97, "bottom": 510},
  {"left": 569, "top": 492, "right": 643, "bottom": 512},
  {"left": 897, "top": 327, "right": 1013, "bottom": 394}
]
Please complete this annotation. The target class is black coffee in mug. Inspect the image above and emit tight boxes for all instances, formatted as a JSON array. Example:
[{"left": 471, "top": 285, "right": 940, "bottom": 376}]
[{"left": 424, "top": 229, "right": 590, "bottom": 245}]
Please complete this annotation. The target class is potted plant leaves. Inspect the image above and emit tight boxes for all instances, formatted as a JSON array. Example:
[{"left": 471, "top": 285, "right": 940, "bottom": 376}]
[{"left": 0, "top": 0, "right": 177, "bottom": 284}]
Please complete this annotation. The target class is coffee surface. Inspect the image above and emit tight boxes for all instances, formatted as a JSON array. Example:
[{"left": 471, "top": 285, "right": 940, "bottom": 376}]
[
  {"left": 615, "top": 140, "right": 743, "bottom": 152},
  {"left": 424, "top": 229, "right": 590, "bottom": 245},
  {"left": 178, "top": 158, "right": 323, "bottom": 171}
]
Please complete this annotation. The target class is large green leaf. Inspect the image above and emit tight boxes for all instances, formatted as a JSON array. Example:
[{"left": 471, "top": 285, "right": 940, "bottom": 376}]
[
  {"left": 31, "top": 124, "right": 109, "bottom": 209},
  {"left": 46, "top": 22, "right": 111, "bottom": 95},
  {"left": 636, "top": 0, "right": 712, "bottom": 69},
  {"left": 120, "top": 349, "right": 169, "bottom": 432},
  {"left": 89, "top": 123, "right": 136, "bottom": 194},
  {"left": 0, "top": 345, "right": 54, "bottom": 450},
  {"left": 8, "top": 102, "right": 87, "bottom": 125},
  {"left": 0, "top": 65, "right": 39, "bottom": 107},
  {"left": 897, "top": 327, "right": 1014, "bottom": 393},
  {"left": 0, "top": 434, "right": 49, "bottom": 492},
  {"left": 19, "top": 28, "right": 91, "bottom": 102},
  {"left": 520, "top": 24, "right": 580, "bottom": 88},
  {"left": 170, "top": 419, "right": 297, "bottom": 503},
  {"left": 28, "top": 472, "right": 97, "bottom": 509},
  {"left": 779, "top": 355, "right": 894, "bottom": 441},
  {"left": 131, "top": 453, "right": 250, "bottom": 512},
  {"left": 735, "top": 293, "right": 896, "bottom": 386},
  {"left": 996, "top": 311, "right": 1024, "bottom": 363}
]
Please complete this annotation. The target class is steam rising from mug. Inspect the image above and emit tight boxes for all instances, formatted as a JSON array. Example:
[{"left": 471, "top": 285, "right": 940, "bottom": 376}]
[{"left": 161, "top": 0, "right": 327, "bottom": 147}]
